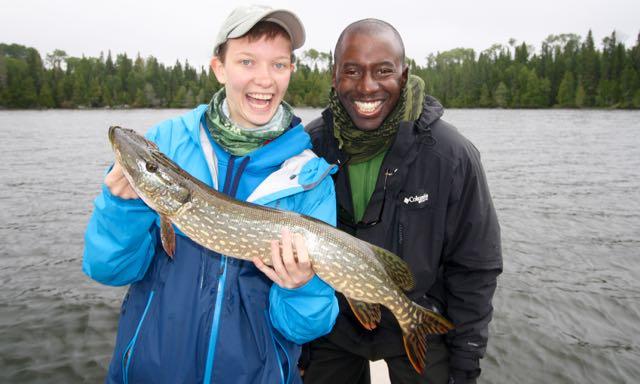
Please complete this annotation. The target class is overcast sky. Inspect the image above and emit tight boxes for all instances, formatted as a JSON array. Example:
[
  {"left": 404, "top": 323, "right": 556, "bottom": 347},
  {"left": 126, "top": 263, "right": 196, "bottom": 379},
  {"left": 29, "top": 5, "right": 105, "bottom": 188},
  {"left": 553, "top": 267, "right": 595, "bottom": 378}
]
[{"left": 2, "top": 0, "right": 638, "bottom": 69}]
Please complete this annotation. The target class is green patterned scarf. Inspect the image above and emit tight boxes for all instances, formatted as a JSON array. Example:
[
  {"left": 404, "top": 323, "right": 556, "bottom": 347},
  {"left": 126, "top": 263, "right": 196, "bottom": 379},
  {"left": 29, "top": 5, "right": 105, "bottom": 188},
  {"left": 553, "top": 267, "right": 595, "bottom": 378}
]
[
  {"left": 205, "top": 89, "right": 293, "bottom": 156},
  {"left": 330, "top": 74, "right": 425, "bottom": 164}
]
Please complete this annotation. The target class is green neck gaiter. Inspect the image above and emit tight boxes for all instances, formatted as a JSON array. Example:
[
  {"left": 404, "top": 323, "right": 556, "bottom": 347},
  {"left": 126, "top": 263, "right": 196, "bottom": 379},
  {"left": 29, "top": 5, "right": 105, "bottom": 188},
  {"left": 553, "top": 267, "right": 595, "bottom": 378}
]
[
  {"left": 405, "top": 74, "right": 425, "bottom": 122},
  {"left": 330, "top": 74, "right": 425, "bottom": 164},
  {"left": 205, "top": 89, "right": 293, "bottom": 156}
]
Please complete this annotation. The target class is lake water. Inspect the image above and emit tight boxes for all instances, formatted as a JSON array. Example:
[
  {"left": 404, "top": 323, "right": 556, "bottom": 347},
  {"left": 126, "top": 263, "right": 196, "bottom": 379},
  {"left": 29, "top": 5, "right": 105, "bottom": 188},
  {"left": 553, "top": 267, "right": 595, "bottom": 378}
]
[{"left": 1, "top": 108, "right": 639, "bottom": 383}]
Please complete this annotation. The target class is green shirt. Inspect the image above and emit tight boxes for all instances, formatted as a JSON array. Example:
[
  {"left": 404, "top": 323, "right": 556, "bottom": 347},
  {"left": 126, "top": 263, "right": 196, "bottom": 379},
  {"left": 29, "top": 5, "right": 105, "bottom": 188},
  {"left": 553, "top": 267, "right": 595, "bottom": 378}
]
[{"left": 348, "top": 150, "right": 386, "bottom": 222}]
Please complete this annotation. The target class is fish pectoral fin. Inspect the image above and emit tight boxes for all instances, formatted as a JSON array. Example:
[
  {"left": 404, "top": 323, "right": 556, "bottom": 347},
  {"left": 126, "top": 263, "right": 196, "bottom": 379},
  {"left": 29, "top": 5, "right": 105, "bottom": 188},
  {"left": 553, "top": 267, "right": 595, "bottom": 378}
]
[
  {"left": 370, "top": 245, "right": 415, "bottom": 291},
  {"left": 401, "top": 301, "right": 455, "bottom": 374},
  {"left": 346, "top": 298, "right": 381, "bottom": 331},
  {"left": 160, "top": 214, "right": 176, "bottom": 258}
]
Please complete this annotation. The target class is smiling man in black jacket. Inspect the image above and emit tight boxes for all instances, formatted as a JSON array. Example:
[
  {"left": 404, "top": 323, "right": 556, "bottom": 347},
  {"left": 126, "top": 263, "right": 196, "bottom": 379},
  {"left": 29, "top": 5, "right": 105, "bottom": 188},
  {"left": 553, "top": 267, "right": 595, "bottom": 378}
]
[{"left": 301, "top": 19, "right": 502, "bottom": 384}]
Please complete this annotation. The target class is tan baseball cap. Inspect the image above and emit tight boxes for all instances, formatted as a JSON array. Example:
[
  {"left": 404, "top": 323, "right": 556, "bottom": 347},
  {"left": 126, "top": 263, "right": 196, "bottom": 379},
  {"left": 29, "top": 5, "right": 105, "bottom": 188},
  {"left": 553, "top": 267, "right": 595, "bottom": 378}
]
[{"left": 214, "top": 5, "right": 306, "bottom": 55}]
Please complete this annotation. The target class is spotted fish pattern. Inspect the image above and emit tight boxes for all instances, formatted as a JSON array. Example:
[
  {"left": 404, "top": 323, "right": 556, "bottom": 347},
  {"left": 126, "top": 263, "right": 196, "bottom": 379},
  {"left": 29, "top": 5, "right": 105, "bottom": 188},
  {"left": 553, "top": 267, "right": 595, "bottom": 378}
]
[{"left": 108, "top": 126, "right": 454, "bottom": 373}]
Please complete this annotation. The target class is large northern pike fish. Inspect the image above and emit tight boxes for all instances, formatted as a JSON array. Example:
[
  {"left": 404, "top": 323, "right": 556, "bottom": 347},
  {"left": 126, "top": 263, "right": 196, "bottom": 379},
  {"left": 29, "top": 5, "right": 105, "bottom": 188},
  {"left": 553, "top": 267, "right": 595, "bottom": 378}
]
[{"left": 108, "top": 126, "right": 453, "bottom": 373}]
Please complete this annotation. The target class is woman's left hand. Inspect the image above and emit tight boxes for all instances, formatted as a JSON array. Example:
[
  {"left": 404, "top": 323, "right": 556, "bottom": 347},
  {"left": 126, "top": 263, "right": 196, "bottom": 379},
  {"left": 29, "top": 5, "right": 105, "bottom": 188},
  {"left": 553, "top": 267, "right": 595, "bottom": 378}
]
[{"left": 253, "top": 228, "right": 314, "bottom": 289}]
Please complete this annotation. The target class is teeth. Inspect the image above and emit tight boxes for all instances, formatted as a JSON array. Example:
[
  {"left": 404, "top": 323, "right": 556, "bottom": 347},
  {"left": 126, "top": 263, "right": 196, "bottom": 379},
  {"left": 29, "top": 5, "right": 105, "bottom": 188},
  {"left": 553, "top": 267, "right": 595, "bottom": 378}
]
[
  {"left": 354, "top": 100, "right": 382, "bottom": 113},
  {"left": 248, "top": 93, "right": 273, "bottom": 100}
]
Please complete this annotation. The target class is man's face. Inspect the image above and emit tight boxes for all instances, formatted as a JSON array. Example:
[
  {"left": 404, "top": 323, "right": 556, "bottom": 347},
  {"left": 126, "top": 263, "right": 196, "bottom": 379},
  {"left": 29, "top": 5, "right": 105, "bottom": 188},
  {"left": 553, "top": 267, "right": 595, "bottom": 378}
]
[
  {"left": 211, "top": 34, "right": 293, "bottom": 128},
  {"left": 333, "top": 31, "right": 408, "bottom": 131}
]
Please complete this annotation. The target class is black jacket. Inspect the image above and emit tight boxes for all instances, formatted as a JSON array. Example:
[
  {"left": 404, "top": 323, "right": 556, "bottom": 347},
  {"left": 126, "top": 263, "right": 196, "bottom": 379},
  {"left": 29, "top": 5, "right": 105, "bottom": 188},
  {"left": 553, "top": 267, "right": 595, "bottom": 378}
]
[{"left": 305, "top": 96, "right": 502, "bottom": 380}]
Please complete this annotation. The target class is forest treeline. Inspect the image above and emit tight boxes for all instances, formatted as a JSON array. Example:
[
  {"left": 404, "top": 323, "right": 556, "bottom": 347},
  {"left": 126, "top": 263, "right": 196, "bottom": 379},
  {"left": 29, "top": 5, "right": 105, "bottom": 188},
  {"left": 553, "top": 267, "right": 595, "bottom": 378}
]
[{"left": 1, "top": 30, "right": 639, "bottom": 109}]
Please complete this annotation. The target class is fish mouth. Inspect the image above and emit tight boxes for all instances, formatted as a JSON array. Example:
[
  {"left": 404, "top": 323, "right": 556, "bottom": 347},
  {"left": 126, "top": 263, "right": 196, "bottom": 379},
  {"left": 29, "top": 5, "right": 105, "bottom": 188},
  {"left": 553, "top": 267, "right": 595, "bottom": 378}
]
[
  {"left": 109, "top": 126, "right": 149, "bottom": 153},
  {"left": 108, "top": 126, "right": 119, "bottom": 145}
]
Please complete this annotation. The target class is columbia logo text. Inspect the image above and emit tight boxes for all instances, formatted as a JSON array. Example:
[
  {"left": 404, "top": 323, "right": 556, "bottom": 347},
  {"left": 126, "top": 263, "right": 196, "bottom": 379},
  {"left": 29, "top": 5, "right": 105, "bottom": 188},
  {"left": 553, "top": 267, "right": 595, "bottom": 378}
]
[{"left": 404, "top": 193, "right": 429, "bottom": 205}]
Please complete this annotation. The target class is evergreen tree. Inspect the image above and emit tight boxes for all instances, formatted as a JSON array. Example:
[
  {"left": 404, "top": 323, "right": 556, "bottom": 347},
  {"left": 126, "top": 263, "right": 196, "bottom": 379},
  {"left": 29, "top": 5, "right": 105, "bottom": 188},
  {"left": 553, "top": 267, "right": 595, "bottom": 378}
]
[
  {"left": 143, "top": 83, "right": 160, "bottom": 107},
  {"left": 134, "top": 88, "right": 147, "bottom": 108},
  {"left": 0, "top": 55, "right": 7, "bottom": 105},
  {"left": 619, "top": 63, "right": 639, "bottom": 108},
  {"left": 631, "top": 33, "right": 640, "bottom": 74},
  {"left": 171, "top": 85, "right": 188, "bottom": 108},
  {"left": 579, "top": 30, "right": 600, "bottom": 106},
  {"left": 494, "top": 82, "right": 509, "bottom": 107},
  {"left": 5, "top": 57, "right": 38, "bottom": 107},
  {"left": 515, "top": 42, "right": 530, "bottom": 64},
  {"left": 88, "top": 78, "right": 103, "bottom": 107},
  {"left": 38, "top": 80, "right": 55, "bottom": 108},
  {"left": 633, "top": 90, "right": 640, "bottom": 108},
  {"left": 72, "top": 71, "right": 88, "bottom": 106},
  {"left": 479, "top": 84, "right": 493, "bottom": 107},
  {"left": 105, "top": 51, "right": 115, "bottom": 75},
  {"left": 575, "top": 82, "right": 586, "bottom": 107},
  {"left": 26, "top": 48, "right": 44, "bottom": 95},
  {"left": 556, "top": 71, "right": 576, "bottom": 107}
]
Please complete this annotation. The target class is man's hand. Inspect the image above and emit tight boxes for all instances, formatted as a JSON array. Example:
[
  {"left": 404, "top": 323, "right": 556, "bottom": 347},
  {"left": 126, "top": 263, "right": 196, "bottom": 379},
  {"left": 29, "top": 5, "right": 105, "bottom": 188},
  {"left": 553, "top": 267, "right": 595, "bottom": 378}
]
[
  {"left": 105, "top": 162, "right": 139, "bottom": 199},
  {"left": 253, "top": 228, "right": 314, "bottom": 289}
]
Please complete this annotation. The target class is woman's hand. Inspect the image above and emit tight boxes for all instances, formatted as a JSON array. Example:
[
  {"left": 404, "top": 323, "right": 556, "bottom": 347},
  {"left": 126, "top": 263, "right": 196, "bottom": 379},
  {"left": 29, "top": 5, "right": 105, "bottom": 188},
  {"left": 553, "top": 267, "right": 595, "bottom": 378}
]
[
  {"left": 253, "top": 228, "right": 314, "bottom": 289},
  {"left": 105, "top": 162, "right": 139, "bottom": 199}
]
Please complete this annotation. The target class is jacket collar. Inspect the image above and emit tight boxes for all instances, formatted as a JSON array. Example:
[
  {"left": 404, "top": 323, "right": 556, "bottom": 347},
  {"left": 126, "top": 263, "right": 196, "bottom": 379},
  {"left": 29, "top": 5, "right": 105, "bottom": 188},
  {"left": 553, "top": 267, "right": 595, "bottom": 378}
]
[
  {"left": 192, "top": 105, "right": 333, "bottom": 205},
  {"left": 185, "top": 104, "right": 210, "bottom": 144},
  {"left": 247, "top": 149, "right": 337, "bottom": 205},
  {"left": 322, "top": 108, "right": 422, "bottom": 226}
]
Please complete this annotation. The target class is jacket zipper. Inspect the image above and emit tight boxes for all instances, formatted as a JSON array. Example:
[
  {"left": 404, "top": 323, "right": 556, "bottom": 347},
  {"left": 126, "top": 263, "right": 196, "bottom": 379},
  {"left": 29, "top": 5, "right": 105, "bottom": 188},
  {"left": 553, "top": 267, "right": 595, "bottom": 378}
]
[
  {"left": 199, "top": 254, "right": 206, "bottom": 290},
  {"left": 122, "top": 291, "right": 155, "bottom": 384},
  {"left": 203, "top": 155, "right": 248, "bottom": 383},
  {"left": 265, "top": 310, "right": 286, "bottom": 384},
  {"left": 203, "top": 256, "right": 228, "bottom": 383}
]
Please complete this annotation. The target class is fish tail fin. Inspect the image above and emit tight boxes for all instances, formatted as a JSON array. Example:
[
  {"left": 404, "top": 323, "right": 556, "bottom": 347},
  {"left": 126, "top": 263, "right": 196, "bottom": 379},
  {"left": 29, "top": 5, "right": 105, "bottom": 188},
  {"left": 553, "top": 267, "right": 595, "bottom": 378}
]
[{"left": 401, "top": 301, "right": 454, "bottom": 374}]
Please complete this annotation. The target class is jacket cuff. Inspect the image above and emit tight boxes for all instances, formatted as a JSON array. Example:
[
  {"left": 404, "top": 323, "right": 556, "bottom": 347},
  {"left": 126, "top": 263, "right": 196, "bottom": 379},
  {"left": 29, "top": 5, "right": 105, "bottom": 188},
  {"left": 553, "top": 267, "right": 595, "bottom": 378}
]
[
  {"left": 269, "top": 275, "right": 338, "bottom": 344},
  {"left": 272, "top": 274, "right": 333, "bottom": 296},
  {"left": 449, "top": 369, "right": 478, "bottom": 384},
  {"left": 449, "top": 356, "right": 481, "bottom": 383},
  {"left": 101, "top": 183, "right": 146, "bottom": 205}
]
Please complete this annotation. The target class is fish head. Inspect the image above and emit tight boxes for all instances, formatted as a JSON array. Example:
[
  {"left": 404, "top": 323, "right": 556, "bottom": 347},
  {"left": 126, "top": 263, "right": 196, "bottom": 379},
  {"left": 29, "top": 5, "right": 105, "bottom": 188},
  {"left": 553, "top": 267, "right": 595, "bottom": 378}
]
[{"left": 109, "top": 126, "right": 191, "bottom": 216}]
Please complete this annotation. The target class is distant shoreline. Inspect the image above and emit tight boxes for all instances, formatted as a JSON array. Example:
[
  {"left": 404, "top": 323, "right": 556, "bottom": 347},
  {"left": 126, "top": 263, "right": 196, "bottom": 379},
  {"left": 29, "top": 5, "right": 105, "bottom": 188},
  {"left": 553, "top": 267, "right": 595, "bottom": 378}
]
[{"left": 3, "top": 30, "right": 640, "bottom": 110}]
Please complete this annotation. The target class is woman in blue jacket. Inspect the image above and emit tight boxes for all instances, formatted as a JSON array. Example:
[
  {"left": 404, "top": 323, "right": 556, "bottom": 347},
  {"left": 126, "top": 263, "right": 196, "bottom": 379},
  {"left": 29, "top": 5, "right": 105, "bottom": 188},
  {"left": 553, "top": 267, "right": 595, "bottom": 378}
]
[{"left": 82, "top": 5, "right": 338, "bottom": 383}]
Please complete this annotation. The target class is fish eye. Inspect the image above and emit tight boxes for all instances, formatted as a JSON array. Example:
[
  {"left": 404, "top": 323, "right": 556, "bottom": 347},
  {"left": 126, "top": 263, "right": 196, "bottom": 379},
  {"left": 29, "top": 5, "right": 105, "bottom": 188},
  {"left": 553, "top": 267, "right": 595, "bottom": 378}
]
[{"left": 146, "top": 162, "right": 158, "bottom": 173}]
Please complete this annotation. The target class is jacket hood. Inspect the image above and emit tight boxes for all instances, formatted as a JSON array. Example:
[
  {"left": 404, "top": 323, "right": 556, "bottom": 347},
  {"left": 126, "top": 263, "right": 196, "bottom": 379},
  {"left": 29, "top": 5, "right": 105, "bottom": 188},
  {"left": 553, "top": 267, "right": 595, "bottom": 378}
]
[{"left": 416, "top": 95, "right": 444, "bottom": 128}]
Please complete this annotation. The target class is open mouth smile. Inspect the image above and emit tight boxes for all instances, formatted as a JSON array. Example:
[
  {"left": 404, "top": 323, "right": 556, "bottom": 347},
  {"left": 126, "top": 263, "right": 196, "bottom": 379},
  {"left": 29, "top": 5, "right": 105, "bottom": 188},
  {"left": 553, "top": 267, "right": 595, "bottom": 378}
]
[
  {"left": 246, "top": 93, "right": 273, "bottom": 109},
  {"left": 353, "top": 100, "right": 383, "bottom": 116}
]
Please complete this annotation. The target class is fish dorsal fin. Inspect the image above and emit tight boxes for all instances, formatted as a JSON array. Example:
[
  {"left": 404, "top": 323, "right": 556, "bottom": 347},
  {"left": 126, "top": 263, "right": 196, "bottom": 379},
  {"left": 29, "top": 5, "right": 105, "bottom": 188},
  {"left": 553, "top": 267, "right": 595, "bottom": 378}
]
[
  {"left": 370, "top": 245, "right": 415, "bottom": 291},
  {"left": 346, "top": 298, "right": 381, "bottom": 331}
]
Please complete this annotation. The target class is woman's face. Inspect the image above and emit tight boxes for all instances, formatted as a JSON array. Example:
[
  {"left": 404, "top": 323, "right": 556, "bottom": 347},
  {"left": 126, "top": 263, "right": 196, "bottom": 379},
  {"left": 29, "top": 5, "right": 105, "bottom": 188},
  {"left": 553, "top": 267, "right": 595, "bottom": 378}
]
[{"left": 211, "top": 34, "right": 293, "bottom": 128}]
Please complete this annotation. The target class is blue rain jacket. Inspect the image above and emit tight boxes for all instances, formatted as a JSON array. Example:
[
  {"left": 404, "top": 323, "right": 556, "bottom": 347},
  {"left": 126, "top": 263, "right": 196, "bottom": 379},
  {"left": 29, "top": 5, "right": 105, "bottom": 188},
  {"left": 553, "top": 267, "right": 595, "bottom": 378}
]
[{"left": 83, "top": 105, "right": 339, "bottom": 384}]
